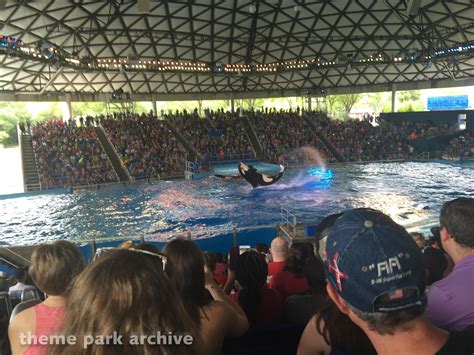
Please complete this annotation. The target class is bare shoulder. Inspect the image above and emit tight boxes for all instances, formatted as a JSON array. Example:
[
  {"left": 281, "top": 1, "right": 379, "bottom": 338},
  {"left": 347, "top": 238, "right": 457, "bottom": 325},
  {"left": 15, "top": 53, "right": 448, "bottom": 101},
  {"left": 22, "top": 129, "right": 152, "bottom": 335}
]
[
  {"left": 9, "top": 306, "right": 36, "bottom": 330},
  {"left": 9, "top": 305, "right": 36, "bottom": 354},
  {"left": 297, "top": 314, "right": 330, "bottom": 355},
  {"left": 201, "top": 300, "right": 227, "bottom": 317}
]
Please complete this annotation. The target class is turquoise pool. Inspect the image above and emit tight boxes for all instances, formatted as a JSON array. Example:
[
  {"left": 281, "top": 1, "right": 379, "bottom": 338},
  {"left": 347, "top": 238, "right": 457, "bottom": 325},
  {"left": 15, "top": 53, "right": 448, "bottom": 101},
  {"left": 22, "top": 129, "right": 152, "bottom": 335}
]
[{"left": 0, "top": 161, "right": 472, "bottom": 246}]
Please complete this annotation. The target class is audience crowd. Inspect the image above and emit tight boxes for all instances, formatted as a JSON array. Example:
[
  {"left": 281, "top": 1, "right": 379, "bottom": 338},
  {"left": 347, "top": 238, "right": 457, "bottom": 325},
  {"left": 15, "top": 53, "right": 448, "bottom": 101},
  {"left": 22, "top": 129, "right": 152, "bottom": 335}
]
[
  {"left": 102, "top": 112, "right": 185, "bottom": 179},
  {"left": 31, "top": 120, "right": 118, "bottom": 188},
  {"left": 166, "top": 109, "right": 255, "bottom": 162},
  {"left": 2, "top": 197, "right": 473, "bottom": 354},
  {"left": 442, "top": 131, "right": 474, "bottom": 160},
  {"left": 318, "top": 117, "right": 414, "bottom": 161},
  {"left": 385, "top": 120, "right": 454, "bottom": 140},
  {"left": 249, "top": 110, "right": 336, "bottom": 164},
  {"left": 28, "top": 108, "right": 469, "bottom": 190},
  {"left": 206, "top": 109, "right": 255, "bottom": 161},
  {"left": 166, "top": 110, "right": 223, "bottom": 162}
]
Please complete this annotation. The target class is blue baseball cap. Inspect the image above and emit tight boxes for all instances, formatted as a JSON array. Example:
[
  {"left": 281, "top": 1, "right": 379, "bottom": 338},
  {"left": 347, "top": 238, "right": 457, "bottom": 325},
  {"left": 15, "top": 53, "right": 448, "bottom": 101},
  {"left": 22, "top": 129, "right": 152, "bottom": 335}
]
[{"left": 324, "top": 208, "right": 426, "bottom": 313}]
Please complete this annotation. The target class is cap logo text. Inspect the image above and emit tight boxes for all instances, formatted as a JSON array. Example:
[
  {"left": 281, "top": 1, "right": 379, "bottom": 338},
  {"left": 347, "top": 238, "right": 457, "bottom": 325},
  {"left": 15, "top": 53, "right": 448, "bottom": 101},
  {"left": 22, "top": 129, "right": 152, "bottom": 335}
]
[{"left": 377, "top": 257, "right": 401, "bottom": 277}]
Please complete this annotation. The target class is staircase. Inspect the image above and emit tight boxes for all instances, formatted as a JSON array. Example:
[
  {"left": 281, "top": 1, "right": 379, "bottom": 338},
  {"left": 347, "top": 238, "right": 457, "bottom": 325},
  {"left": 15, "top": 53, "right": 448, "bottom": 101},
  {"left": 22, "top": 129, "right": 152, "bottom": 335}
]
[
  {"left": 20, "top": 134, "right": 41, "bottom": 191},
  {"left": 241, "top": 113, "right": 267, "bottom": 160},
  {"left": 302, "top": 113, "right": 345, "bottom": 162},
  {"left": 95, "top": 126, "right": 132, "bottom": 182},
  {"left": 162, "top": 119, "right": 203, "bottom": 162}
]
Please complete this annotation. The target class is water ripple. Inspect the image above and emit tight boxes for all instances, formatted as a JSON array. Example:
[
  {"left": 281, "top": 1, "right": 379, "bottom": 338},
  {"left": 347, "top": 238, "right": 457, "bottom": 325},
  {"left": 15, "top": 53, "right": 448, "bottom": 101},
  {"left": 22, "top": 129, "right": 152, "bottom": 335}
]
[{"left": 0, "top": 162, "right": 472, "bottom": 245}]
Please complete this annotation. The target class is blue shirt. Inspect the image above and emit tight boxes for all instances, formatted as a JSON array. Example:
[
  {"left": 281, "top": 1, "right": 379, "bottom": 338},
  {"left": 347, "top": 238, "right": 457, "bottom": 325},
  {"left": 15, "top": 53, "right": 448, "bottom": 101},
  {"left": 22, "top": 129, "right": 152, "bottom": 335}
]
[{"left": 426, "top": 253, "right": 474, "bottom": 331}]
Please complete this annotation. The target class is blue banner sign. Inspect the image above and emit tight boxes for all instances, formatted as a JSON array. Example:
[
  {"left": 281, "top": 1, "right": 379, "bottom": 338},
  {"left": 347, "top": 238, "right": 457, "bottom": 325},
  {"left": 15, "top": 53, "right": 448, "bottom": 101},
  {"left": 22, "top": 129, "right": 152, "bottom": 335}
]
[{"left": 427, "top": 95, "right": 469, "bottom": 110}]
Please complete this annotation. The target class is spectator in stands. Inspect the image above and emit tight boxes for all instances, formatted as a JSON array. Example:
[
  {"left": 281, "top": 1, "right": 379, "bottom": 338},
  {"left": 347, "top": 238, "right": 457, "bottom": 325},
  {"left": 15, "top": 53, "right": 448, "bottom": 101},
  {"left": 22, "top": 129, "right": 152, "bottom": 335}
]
[
  {"left": 270, "top": 241, "right": 312, "bottom": 299},
  {"left": 203, "top": 251, "right": 227, "bottom": 288},
  {"left": 32, "top": 120, "right": 117, "bottom": 188},
  {"left": 49, "top": 248, "right": 199, "bottom": 355},
  {"left": 323, "top": 208, "right": 474, "bottom": 354},
  {"left": 8, "top": 267, "right": 30, "bottom": 300},
  {"left": 426, "top": 197, "right": 474, "bottom": 331},
  {"left": 8, "top": 241, "right": 85, "bottom": 355},
  {"left": 102, "top": 115, "right": 185, "bottom": 179},
  {"left": 164, "top": 239, "right": 248, "bottom": 355},
  {"left": 255, "top": 242, "right": 270, "bottom": 261},
  {"left": 268, "top": 236, "right": 289, "bottom": 277},
  {"left": 233, "top": 250, "right": 283, "bottom": 325},
  {"left": 410, "top": 232, "right": 427, "bottom": 248},
  {"left": 215, "top": 252, "right": 227, "bottom": 275},
  {"left": 422, "top": 247, "right": 448, "bottom": 286},
  {"left": 284, "top": 255, "right": 327, "bottom": 325}
]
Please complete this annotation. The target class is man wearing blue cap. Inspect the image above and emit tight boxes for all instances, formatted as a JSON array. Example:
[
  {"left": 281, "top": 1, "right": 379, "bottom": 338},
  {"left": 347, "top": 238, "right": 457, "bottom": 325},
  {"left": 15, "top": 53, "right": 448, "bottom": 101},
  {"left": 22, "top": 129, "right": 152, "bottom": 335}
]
[{"left": 324, "top": 208, "right": 474, "bottom": 355}]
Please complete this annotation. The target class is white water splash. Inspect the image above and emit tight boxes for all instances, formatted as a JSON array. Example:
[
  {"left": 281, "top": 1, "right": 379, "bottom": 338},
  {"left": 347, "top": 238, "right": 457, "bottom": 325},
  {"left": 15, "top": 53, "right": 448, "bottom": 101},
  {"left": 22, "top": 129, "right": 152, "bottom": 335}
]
[{"left": 280, "top": 146, "right": 327, "bottom": 171}]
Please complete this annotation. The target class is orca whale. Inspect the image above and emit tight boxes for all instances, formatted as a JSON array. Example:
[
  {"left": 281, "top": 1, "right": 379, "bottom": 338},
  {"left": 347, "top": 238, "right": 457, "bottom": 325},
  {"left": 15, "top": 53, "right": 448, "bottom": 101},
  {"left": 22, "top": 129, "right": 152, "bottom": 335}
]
[{"left": 238, "top": 162, "right": 285, "bottom": 188}]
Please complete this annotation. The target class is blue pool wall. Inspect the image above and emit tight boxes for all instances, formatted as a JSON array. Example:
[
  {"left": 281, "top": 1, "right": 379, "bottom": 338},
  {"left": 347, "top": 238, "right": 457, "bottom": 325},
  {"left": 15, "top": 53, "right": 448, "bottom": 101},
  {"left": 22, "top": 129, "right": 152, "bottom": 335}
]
[{"left": 78, "top": 227, "right": 278, "bottom": 263}]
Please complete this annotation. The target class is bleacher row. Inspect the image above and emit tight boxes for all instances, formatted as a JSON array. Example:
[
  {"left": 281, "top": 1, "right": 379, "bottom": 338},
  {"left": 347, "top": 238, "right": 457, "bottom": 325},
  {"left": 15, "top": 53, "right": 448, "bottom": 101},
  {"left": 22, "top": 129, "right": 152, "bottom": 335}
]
[{"left": 27, "top": 109, "right": 469, "bottom": 189}]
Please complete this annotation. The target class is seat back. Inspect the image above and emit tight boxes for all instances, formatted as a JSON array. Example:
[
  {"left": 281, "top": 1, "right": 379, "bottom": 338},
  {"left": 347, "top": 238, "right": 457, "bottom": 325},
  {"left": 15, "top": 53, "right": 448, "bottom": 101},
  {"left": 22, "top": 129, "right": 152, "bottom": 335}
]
[
  {"left": 0, "top": 292, "right": 12, "bottom": 320},
  {"left": 0, "top": 292, "right": 13, "bottom": 355},
  {"left": 20, "top": 287, "right": 41, "bottom": 303},
  {"left": 10, "top": 299, "right": 41, "bottom": 322}
]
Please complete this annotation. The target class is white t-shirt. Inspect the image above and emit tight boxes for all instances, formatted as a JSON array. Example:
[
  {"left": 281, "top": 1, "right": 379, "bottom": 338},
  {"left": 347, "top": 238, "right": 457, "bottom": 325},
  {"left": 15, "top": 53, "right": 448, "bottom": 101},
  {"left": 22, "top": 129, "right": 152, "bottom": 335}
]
[{"left": 8, "top": 282, "right": 29, "bottom": 298}]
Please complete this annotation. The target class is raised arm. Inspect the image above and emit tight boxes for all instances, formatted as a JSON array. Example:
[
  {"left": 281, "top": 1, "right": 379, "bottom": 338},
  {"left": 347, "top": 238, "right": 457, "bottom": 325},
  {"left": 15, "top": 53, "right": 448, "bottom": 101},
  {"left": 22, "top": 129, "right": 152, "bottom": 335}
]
[{"left": 204, "top": 268, "right": 249, "bottom": 336}]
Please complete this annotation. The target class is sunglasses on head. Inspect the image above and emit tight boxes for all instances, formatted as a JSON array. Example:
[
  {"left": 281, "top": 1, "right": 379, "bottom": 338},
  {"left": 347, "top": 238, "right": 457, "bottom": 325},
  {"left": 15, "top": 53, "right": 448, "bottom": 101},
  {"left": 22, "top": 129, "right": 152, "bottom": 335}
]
[{"left": 95, "top": 247, "right": 167, "bottom": 270}]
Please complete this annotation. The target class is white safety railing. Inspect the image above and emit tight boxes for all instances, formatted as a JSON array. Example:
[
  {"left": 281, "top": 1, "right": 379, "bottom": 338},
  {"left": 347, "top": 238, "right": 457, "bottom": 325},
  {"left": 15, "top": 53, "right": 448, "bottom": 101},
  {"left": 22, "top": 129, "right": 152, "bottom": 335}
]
[
  {"left": 280, "top": 207, "right": 298, "bottom": 239},
  {"left": 184, "top": 161, "right": 195, "bottom": 180}
]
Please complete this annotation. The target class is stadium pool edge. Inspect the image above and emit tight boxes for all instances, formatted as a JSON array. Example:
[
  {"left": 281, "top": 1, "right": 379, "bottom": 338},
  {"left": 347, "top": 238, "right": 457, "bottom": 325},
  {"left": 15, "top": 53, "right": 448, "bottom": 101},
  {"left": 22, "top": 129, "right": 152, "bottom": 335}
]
[
  {"left": 0, "top": 226, "right": 281, "bottom": 271},
  {"left": 3, "top": 158, "right": 472, "bottom": 200}
]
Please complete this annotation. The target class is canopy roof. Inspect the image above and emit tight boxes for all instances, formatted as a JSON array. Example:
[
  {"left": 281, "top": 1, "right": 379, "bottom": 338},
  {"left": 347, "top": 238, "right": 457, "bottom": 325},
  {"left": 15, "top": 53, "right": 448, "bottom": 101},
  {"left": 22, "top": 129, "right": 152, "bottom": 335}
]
[{"left": 0, "top": 0, "right": 473, "bottom": 100}]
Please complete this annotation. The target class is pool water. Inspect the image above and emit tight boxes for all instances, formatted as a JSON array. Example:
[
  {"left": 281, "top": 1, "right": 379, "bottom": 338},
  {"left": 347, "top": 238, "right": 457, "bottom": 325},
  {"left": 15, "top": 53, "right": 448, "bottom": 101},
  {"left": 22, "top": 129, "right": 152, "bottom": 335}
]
[{"left": 0, "top": 161, "right": 472, "bottom": 246}]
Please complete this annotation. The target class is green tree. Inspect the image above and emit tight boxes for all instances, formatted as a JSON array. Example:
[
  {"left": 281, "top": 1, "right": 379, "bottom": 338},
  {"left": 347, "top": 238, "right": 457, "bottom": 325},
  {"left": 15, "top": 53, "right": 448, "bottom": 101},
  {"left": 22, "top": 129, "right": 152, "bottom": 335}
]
[
  {"left": 35, "top": 102, "right": 63, "bottom": 123},
  {"left": 338, "top": 93, "right": 361, "bottom": 118},
  {"left": 0, "top": 102, "right": 32, "bottom": 145},
  {"left": 397, "top": 90, "right": 422, "bottom": 112},
  {"left": 398, "top": 90, "right": 421, "bottom": 103},
  {"left": 324, "top": 95, "right": 348, "bottom": 119},
  {"left": 72, "top": 102, "right": 108, "bottom": 117}
]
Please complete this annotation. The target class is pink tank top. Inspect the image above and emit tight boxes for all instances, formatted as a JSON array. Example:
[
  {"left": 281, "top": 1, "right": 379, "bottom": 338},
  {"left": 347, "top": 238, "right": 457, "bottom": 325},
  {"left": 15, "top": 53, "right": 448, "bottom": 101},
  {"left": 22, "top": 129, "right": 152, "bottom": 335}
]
[{"left": 24, "top": 303, "right": 66, "bottom": 355}]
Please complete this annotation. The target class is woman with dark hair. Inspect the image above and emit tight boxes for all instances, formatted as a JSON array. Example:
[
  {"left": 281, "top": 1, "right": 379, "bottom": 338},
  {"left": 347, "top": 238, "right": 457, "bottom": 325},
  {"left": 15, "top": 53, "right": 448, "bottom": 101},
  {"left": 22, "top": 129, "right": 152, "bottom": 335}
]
[
  {"left": 233, "top": 250, "right": 283, "bottom": 325},
  {"left": 284, "top": 255, "right": 328, "bottom": 325},
  {"left": 297, "top": 301, "right": 376, "bottom": 355},
  {"left": 164, "top": 239, "right": 248, "bottom": 355},
  {"left": 48, "top": 248, "right": 199, "bottom": 355},
  {"left": 298, "top": 212, "right": 376, "bottom": 355},
  {"left": 269, "top": 241, "right": 313, "bottom": 299}
]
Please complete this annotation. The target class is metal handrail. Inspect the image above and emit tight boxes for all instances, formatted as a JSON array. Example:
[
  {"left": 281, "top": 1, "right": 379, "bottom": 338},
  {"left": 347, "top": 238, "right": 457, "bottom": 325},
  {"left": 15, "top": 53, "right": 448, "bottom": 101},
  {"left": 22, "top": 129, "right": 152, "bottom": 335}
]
[
  {"left": 280, "top": 207, "right": 298, "bottom": 239},
  {"left": 56, "top": 223, "right": 277, "bottom": 246}
]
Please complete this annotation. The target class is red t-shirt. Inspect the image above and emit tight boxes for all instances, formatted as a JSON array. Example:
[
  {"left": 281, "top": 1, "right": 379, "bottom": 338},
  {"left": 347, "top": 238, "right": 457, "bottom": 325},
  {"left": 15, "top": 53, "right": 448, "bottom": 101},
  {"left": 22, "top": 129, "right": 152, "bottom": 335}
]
[
  {"left": 212, "top": 272, "right": 228, "bottom": 288},
  {"left": 230, "top": 285, "right": 284, "bottom": 326},
  {"left": 269, "top": 270, "right": 309, "bottom": 299},
  {"left": 268, "top": 261, "right": 285, "bottom": 277}
]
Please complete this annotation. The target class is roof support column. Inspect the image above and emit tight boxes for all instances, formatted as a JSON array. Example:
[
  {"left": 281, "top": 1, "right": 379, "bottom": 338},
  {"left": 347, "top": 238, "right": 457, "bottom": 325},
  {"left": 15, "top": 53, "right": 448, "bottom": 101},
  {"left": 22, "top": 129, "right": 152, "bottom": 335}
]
[
  {"left": 151, "top": 95, "right": 158, "bottom": 118},
  {"left": 307, "top": 96, "right": 312, "bottom": 111},
  {"left": 391, "top": 83, "right": 398, "bottom": 113},
  {"left": 230, "top": 93, "right": 235, "bottom": 113},
  {"left": 63, "top": 94, "right": 72, "bottom": 121}
]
